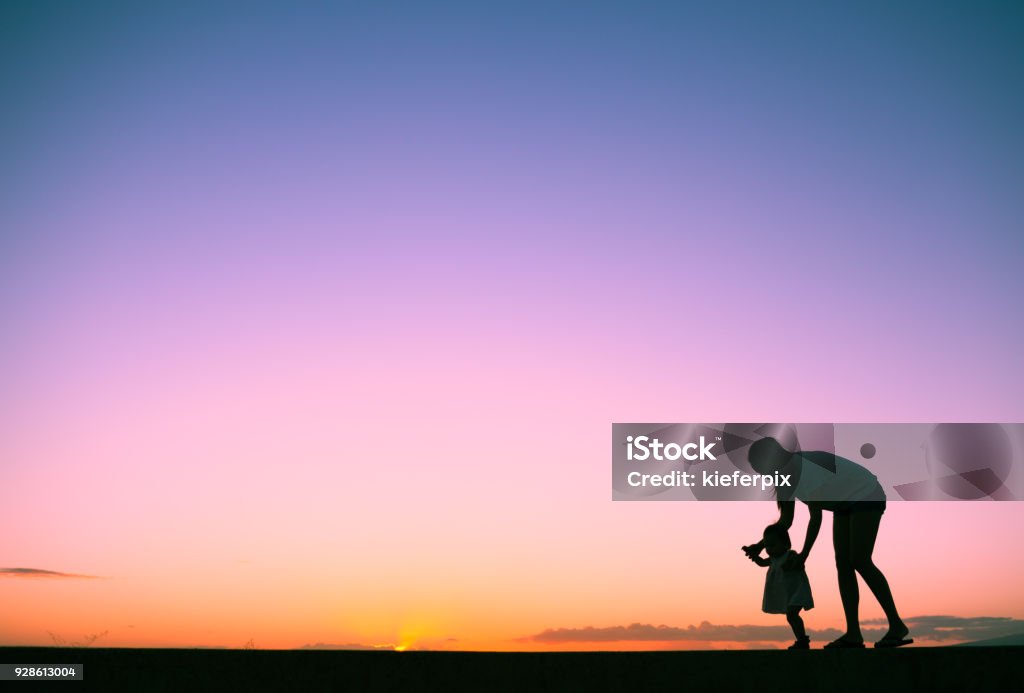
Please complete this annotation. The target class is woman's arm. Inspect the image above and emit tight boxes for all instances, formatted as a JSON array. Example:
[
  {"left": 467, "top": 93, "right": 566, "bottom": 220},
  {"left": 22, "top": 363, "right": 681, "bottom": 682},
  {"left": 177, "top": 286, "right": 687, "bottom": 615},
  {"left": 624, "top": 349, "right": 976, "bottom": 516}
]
[
  {"left": 776, "top": 500, "right": 795, "bottom": 530},
  {"left": 798, "top": 503, "right": 822, "bottom": 561}
]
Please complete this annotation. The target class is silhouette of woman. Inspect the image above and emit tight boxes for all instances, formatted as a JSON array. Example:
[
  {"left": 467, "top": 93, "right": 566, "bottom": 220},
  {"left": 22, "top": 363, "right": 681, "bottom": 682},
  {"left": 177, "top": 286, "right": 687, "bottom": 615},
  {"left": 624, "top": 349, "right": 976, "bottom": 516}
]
[{"left": 742, "top": 437, "right": 913, "bottom": 648}]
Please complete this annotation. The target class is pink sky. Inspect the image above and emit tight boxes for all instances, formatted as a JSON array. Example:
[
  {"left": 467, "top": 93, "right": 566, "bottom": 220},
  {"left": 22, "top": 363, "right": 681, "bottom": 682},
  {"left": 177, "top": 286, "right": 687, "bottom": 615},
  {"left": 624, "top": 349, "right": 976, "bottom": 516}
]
[{"left": 3, "top": 296, "right": 1022, "bottom": 649}]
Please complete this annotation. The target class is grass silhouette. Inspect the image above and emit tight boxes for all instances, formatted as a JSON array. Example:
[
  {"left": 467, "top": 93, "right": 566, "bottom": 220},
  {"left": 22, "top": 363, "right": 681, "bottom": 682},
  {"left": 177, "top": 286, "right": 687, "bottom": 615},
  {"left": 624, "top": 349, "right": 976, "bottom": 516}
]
[{"left": 46, "top": 630, "right": 109, "bottom": 648}]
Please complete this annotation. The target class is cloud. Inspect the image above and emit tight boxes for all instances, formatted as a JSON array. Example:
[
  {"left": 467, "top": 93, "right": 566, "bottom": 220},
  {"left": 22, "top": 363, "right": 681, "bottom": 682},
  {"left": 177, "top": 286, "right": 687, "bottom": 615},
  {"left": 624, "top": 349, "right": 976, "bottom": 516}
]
[
  {"left": 0, "top": 567, "right": 100, "bottom": 579},
  {"left": 862, "top": 615, "right": 1024, "bottom": 642},
  {"left": 525, "top": 622, "right": 841, "bottom": 643},
  {"left": 524, "top": 616, "right": 1024, "bottom": 645},
  {"left": 298, "top": 643, "right": 396, "bottom": 651}
]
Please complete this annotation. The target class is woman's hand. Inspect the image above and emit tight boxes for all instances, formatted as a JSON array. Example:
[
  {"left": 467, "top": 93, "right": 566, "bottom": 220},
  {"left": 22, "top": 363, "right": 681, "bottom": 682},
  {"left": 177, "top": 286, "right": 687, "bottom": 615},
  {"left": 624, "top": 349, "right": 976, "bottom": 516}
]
[
  {"left": 783, "top": 551, "right": 806, "bottom": 571},
  {"left": 742, "top": 543, "right": 762, "bottom": 559}
]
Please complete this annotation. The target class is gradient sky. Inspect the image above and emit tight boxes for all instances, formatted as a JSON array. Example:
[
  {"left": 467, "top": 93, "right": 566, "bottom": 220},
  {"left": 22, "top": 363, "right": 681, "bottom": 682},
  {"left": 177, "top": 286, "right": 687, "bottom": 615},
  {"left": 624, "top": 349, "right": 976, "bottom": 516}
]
[{"left": 2, "top": 1, "right": 1023, "bottom": 650}]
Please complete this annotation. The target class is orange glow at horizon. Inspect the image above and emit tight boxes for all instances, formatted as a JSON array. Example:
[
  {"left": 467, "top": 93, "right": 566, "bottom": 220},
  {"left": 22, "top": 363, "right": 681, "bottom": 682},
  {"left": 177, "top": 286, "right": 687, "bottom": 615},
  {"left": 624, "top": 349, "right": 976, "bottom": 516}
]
[{"left": 4, "top": 501, "right": 1024, "bottom": 650}]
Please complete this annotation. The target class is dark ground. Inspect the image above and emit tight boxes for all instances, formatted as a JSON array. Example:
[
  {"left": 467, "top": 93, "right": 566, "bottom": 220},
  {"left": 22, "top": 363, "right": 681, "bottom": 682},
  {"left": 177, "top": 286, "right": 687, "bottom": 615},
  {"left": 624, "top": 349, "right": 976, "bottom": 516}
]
[{"left": 1, "top": 646, "right": 1020, "bottom": 692}]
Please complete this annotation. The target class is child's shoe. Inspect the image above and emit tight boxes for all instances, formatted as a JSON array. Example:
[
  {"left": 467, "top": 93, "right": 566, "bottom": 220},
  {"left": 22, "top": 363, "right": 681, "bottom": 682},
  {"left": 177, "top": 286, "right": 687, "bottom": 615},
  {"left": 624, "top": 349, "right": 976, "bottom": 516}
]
[{"left": 788, "top": 636, "right": 810, "bottom": 650}]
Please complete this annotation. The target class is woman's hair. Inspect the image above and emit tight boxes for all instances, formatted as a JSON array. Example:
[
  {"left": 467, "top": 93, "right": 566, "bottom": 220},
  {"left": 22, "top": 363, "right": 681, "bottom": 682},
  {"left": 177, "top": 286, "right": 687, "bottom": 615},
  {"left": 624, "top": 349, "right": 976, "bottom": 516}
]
[
  {"left": 762, "top": 523, "right": 792, "bottom": 549},
  {"left": 748, "top": 437, "right": 790, "bottom": 473},
  {"left": 748, "top": 437, "right": 799, "bottom": 501}
]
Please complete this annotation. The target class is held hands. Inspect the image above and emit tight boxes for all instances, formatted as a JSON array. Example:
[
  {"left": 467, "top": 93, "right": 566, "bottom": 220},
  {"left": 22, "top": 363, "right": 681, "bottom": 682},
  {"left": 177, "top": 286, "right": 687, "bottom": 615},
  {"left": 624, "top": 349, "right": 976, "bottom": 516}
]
[{"left": 783, "top": 551, "right": 807, "bottom": 571}]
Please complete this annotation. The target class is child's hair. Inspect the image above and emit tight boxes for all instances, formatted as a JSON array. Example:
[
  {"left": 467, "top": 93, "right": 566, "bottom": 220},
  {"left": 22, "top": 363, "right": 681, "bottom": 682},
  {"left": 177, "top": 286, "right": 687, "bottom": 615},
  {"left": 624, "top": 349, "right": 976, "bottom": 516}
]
[{"left": 762, "top": 524, "right": 792, "bottom": 549}]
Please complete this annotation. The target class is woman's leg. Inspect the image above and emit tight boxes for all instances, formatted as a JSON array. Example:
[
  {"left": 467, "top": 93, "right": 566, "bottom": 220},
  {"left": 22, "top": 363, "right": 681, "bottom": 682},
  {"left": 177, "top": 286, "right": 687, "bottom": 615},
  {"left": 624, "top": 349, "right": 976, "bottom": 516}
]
[
  {"left": 849, "top": 509, "right": 908, "bottom": 639},
  {"left": 833, "top": 511, "right": 862, "bottom": 641}
]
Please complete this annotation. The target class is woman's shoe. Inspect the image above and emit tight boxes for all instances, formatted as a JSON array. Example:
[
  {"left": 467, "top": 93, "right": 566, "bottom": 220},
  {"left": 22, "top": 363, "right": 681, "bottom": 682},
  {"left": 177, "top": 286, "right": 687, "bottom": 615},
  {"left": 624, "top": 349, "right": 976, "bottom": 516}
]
[
  {"left": 788, "top": 636, "right": 810, "bottom": 650},
  {"left": 875, "top": 624, "right": 913, "bottom": 648}
]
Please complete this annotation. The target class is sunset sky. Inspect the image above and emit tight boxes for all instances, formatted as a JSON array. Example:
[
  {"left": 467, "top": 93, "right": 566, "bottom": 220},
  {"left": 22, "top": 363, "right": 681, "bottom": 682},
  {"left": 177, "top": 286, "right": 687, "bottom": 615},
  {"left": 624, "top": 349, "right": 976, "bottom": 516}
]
[{"left": 2, "top": 1, "right": 1023, "bottom": 651}]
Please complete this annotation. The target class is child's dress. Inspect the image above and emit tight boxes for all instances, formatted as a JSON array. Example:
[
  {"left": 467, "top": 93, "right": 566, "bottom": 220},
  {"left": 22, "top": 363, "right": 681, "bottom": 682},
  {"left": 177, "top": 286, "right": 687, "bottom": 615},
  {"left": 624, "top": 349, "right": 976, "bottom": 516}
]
[{"left": 762, "top": 550, "right": 814, "bottom": 614}]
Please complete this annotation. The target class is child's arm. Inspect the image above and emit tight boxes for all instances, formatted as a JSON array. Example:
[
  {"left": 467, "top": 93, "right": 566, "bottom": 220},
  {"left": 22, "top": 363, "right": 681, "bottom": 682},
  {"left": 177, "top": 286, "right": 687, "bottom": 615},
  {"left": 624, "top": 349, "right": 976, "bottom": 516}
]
[{"left": 742, "top": 544, "right": 770, "bottom": 566}]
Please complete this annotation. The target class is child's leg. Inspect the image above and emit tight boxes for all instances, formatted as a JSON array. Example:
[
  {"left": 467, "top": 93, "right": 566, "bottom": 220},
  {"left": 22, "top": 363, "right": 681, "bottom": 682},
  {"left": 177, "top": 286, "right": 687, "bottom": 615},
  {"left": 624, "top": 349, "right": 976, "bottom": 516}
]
[{"left": 786, "top": 607, "right": 806, "bottom": 640}]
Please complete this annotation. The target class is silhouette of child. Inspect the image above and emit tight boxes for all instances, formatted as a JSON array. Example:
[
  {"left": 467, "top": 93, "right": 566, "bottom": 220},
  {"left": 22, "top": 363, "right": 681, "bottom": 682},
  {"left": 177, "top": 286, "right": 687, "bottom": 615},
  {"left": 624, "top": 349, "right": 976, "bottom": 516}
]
[{"left": 745, "top": 524, "right": 814, "bottom": 649}]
